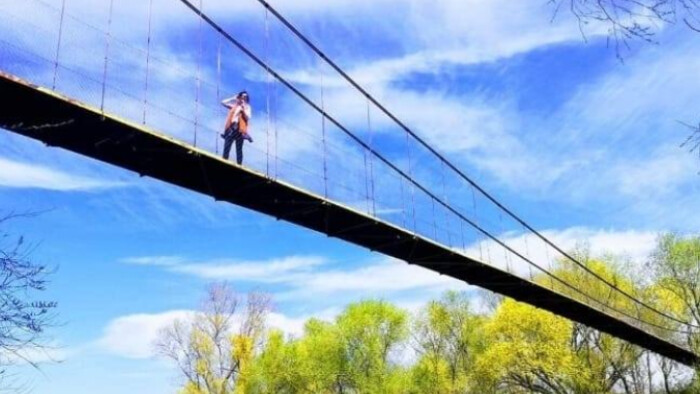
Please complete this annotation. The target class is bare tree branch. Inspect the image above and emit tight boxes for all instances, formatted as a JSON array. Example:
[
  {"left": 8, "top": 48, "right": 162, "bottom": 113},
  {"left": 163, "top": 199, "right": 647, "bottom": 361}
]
[
  {"left": 550, "top": 0, "right": 700, "bottom": 58},
  {"left": 678, "top": 120, "right": 700, "bottom": 167},
  {"left": 0, "top": 212, "right": 58, "bottom": 385}
]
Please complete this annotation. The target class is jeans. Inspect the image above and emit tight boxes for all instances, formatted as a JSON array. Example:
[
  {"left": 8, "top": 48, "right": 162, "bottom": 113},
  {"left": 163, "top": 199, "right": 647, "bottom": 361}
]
[{"left": 222, "top": 124, "right": 245, "bottom": 165}]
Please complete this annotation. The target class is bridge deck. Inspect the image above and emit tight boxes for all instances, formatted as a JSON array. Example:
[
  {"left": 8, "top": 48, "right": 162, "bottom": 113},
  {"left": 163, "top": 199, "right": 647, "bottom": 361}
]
[{"left": 0, "top": 72, "right": 695, "bottom": 365}]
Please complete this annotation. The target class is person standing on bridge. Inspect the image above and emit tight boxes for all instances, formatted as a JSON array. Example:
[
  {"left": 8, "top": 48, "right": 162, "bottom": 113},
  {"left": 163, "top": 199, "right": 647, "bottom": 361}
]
[{"left": 221, "top": 91, "right": 253, "bottom": 165}]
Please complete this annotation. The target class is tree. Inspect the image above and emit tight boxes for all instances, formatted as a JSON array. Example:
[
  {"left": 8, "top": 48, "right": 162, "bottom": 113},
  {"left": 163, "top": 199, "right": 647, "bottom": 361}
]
[
  {"left": 0, "top": 212, "right": 57, "bottom": 388},
  {"left": 649, "top": 234, "right": 700, "bottom": 354},
  {"left": 551, "top": 254, "right": 651, "bottom": 392},
  {"left": 474, "top": 298, "right": 587, "bottom": 393},
  {"left": 471, "top": 250, "right": 688, "bottom": 394},
  {"left": 411, "top": 291, "right": 484, "bottom": 393},
  {"left": 248, "top": 300, "right": 410, "bottom": 394},
  {"left": 246, "top": 329, "right": 305, "bottom": 393},
  {"left": 248, "top": 319, "right": 348, "bottom": 393},
  {"left": 155, "top": 283, "right": 271, "bottom": 394},
  {"left": 543, "top": 251, "right": 682, "bottom": 393},
  {"left": 334, "top": 300, "right": 409, "bottom": 393}
]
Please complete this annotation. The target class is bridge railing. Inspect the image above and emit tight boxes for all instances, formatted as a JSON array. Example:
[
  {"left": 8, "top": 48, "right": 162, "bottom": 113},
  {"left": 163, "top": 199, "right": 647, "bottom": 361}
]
[{"left": 0, "top": 0, "right": 693, "bottom": 347}]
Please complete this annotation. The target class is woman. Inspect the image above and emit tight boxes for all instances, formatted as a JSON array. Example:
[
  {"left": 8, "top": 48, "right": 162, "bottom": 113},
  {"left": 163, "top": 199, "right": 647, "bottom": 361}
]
[{"left": 221, "top": 91, "right": 252, "bottom": 165}]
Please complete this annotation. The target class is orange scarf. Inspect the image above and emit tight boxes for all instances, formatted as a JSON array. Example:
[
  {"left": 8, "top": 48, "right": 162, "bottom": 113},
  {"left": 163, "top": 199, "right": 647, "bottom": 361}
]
[{"left": 238, "top": 113, "right": 248, "bottom": 133}]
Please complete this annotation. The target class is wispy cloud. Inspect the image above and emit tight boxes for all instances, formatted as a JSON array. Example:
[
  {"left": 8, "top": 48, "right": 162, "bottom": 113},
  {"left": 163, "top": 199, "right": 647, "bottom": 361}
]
[
  {"left": 122, "top": 225, "right": 663, "bottom": 303},
  {"left": 122, "top": 255, "right": 328, "bottom": 282},
  {"left": 122, "top": 253, "right": 468, "bottom": 302},
  {"left": 277, "top": 260, "right": 463, "bottom": 300},
  {"left": 0, "top": 156, "right": 127, "bottom": 191},
  {"left": 170, "top": 256, "right": 328, "bottom": 282},
  {"left": 120, "top": 256, "right": 185, "bottom": 267}
]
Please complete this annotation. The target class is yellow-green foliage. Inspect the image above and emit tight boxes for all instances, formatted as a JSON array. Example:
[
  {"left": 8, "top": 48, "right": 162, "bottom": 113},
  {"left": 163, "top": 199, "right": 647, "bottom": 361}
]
[
  {"left": 178, "top": 382, "right": 206, "bottom": 394},
  {"left": 247, "top": 301, "right": 409, "bottom": 394},
  {"left": 475, "top": 298, "right": 586, "bottom": 391},
  {"left": 233, "top": 334, "right": 254, "bottom": 394},
  {"left": 651, "top": 234, "right": 700, "bottom": 349}
]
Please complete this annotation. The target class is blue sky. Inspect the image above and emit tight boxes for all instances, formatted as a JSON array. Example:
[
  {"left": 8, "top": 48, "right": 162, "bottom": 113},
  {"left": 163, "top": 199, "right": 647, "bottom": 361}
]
[{"left": 1, "top": 0, "right": 700, "bottom": 392}]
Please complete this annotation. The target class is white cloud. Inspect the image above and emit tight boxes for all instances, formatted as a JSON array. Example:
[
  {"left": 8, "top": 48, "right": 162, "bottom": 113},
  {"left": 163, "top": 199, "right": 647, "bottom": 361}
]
[
  {"left": 283, "top": 259, "right": 462, "bottom": 297},
  {"left": 97, "top": 310, "right": 194, "bottom": 359},
  {"left": 127, "top": 255, "right": 329, "bottom": 282},
  {"left": 171, "top": 256, "right": 327, "bottom": 281},
  {"left": 96, "top": 309, "right": 310, "bottom": 359},
  {"left": 121, "top": 256, "right": 185, "bottom": 267},
  {"left": 510, "top": 39, "right": 700, "bottom": 230},
  {"left": 266, "top": 313, "right": 307, "bottom": 338},
  {"left": 276, "top": 0, "right": 606, "bottom": 89},
  {"left": 125, "top": 252, "right": 467, "bottom": 297},
  {"left": 466, "top": 227, "right": 659, "bottom": 278},
  {"left": 0, "top": 156, "right": 127, "bottom": 191},
  {"left": 607, "top": 147, "right": 697, "bottom": 198}
]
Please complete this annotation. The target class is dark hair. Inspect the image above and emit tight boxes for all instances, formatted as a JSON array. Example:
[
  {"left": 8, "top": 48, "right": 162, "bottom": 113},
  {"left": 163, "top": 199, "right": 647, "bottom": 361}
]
[{"left": 237, "top": 90, "right": 249, "bottom": 102}]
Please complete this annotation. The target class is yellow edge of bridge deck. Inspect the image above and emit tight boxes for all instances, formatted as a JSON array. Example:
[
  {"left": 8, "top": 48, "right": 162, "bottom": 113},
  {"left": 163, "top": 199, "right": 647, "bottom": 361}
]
[{"left": 0, "top": 71, "right": 696, "bottom": 366}]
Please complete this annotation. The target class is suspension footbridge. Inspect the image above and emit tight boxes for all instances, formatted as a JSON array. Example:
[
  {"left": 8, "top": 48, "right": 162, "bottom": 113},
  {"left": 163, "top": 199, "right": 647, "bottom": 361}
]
[{"left": 0, "top": 0, "right": 697, "bottom": 365}]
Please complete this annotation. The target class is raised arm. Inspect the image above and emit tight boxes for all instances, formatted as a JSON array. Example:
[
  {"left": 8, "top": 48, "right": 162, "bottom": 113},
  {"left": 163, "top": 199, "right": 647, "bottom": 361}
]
[{"left": 221, "top": 95, "right": 238, "bottom": 109}]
